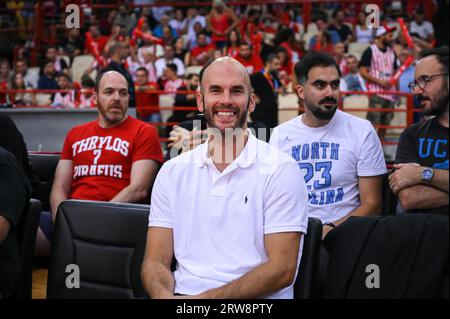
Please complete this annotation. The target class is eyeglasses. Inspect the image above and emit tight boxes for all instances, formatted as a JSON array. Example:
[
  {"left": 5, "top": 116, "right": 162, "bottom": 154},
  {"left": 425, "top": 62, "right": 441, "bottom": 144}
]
[{"left": 408, "top": 74, "right": 449, "bottom": 93}]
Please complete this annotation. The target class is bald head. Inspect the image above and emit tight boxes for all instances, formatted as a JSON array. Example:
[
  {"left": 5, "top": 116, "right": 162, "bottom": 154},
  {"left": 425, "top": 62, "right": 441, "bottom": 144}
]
[
  {"left": 95, "top": 70, "right": 128, "bottom": 92},
  {"left": 199, "top": 57, "right": 252, "bottom": 94}
]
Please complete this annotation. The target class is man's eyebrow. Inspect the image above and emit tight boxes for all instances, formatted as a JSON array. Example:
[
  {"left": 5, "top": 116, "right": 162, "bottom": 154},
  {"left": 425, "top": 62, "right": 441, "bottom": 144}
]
[{"left": 312, "top": 79, "right": 340, "bottom": 84}]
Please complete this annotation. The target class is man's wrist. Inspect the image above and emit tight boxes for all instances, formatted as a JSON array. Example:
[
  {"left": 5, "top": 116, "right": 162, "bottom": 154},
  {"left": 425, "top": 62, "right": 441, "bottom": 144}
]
[{"left": 324, "top": 222, "right": 336, "bottom": 229}]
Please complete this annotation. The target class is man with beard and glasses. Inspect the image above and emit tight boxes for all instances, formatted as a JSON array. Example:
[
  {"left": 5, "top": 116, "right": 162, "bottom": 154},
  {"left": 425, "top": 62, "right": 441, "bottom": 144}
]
[
  {"left": 270, "top": 51, "right": 387, "bottom": 239},
  {"left": 35, "top": 71, "right": 163, "bottom": 257},
  {"left": 390, "top": 47, "right": 449, "bottom": 216},
  {"left": 142, "top": 57, "right": 308, "bottom": 299},
  {"left": 359, "top": 25, "right": 400, "bottom": 142}
]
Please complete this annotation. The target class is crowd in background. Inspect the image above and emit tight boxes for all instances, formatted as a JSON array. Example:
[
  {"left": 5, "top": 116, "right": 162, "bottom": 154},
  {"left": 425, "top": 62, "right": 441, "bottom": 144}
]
[{"left": 0, "top": 0, "right": 448, "bottom": 126}]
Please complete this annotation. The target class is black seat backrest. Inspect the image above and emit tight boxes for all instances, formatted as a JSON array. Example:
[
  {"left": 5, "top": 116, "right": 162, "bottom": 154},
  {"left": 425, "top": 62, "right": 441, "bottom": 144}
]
[
  {"left": 13, "top": 198, "right": 42, "bottom": 299},
  {"left": 294, "top": 217, "right": 323, "bottom": 299},
  {"left": 28, "top": 153, "right": 60, "bottom": 210},
  {"left": 47, "top": 200, "right": 150, "bottom": 299}
]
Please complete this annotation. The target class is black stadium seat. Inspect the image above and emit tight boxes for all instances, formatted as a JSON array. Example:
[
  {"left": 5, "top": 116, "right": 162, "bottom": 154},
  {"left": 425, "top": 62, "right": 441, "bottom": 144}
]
[
  {"left": 294, "top": 217, "right": 323, "bottom": 299},
  {"left": 29, "top": 153, "right": 60, "bottom": 210},
  {"left": 47, "top": 200, "right": 150, "bottom": 299},
  {"left": 13, "top": 199, "right": 42, "bottom": 299}
]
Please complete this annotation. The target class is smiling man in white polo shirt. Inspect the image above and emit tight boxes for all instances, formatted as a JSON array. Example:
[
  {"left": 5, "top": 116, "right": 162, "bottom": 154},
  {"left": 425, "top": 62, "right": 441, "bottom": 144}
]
[{"left": 141, "top": 57, "right": 308, "bottom": 299}]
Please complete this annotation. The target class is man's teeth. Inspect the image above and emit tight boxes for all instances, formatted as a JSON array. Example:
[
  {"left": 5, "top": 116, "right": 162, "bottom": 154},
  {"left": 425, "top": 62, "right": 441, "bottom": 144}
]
[{"left": 216, "top": 111, "right": 235, "bottom": 116}]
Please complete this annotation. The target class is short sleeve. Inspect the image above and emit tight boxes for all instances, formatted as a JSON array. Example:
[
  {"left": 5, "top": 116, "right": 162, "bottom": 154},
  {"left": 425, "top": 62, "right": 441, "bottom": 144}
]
[
  {"left": 394, "top": 126, "right": 419, "bottom": 164},
  {"left": 359, "top": 47, "right": 372, "bottom": 68},
  {"left": 148, "top": 164, "right": 172, "bottom": 228},
  {"left": 263, "top": 160, "right": 308, "bottom": 235},
  {"left": 132, "top": 124, "right": 164, "bottom": 163},
  {"left": 60, "top": 128, "right": 75, "bottom": 160},
  {"left": 357, "top": 125, "right": 387, "bottom": 176}
]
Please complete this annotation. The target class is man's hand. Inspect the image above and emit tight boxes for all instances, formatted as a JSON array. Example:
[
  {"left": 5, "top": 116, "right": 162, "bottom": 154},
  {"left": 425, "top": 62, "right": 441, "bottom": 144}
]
[
  {"left": 389, "top": 163, "right": 422, "bottom": 194},
  {"left": 379, "top": 79, "right": 393, "bottom": 89},
  {"left": 322, "top": 224, "right": 334, "bottom": 240},
  {"left": 168, "top": 126, "right": 207, "bottom": 153}
]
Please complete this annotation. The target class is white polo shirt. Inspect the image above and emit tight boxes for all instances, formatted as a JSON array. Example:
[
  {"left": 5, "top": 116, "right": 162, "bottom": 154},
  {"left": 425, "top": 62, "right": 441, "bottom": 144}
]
[
  {"left": 149, "top": 133, "right": 308, "bottom": 299},
  {"left": 270, "top": 110, "right": 387, "bottom": 223}
]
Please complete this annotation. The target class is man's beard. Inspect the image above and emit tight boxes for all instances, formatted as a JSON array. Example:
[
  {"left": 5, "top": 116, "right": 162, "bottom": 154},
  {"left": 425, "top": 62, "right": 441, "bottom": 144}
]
[
  {"left": 304, "top": 96, "right": 338, "bottom": 120},
  {"left": 203, "top": 98, "right": 249, "bottom": 134},
  {"left": 98, "top": 103, "right": 126, "bottom": 124},
  {"left": 382, "top": 38, "right": 392, "bottom": 47},
  {"left": 419, "top": 83, "right": 449, "bottom": 117}
]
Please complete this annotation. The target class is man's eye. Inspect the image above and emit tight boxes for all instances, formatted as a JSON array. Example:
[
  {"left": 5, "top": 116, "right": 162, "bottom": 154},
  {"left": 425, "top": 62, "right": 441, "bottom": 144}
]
[{"left": 315, "top": 83, "right": 326, "bottom": 89}]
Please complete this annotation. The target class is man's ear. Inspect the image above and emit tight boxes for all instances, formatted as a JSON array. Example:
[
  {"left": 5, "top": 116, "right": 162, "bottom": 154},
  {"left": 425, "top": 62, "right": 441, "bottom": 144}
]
[
  {"left": 196, "top": 91, "right": 204, "bottom": 112},
  {"left": 295, "top": 84, "right": 305, "bottom": 101},
  {"left": 93, "top": 91, "right": 98, "bottom": 106},
  {"left": 248, "top": 92, "right": 256, "bottom": 113}
]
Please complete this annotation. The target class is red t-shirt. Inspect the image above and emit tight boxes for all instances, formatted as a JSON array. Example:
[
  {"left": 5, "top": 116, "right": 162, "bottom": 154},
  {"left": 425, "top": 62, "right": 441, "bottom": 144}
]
[
  {"left": 85, "top": 35, "right": 108, "bottom": 56},
  {"left": 61, "top": 116, "right": 163, "bottom": 201},
  {"left": 135, "top": 82, "right": 160, "bottom": 118}
]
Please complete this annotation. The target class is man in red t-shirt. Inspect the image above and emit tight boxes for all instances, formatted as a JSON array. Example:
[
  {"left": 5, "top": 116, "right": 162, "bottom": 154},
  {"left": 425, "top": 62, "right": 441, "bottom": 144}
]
[
  {"left": 189, "top": 33, "right": 215, "bottom": 66},
  {"left": 36, "top": 71, "right": 163, "bottom": 255},
  {"left": 135, "top": 67, "right": 160, "bottom": 123},
  {"left": 234, "top": 43, "right": 263, "bottom": 74}
]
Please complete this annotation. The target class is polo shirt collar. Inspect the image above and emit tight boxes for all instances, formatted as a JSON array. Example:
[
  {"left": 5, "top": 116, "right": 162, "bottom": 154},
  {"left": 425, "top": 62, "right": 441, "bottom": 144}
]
[{"left": 195, "top": 129, "right": 257, "bottom": 169}]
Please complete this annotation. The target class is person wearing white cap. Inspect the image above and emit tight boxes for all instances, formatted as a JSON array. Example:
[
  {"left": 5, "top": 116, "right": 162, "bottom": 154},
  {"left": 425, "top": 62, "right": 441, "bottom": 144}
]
[{"left": 359, "top": 24, "right": 400, "bottom": 142}]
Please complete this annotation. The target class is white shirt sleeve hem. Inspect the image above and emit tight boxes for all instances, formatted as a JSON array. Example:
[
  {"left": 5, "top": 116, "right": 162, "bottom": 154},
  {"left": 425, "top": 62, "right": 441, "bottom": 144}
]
[
  {"left": 148, "top": 220, "right": 173, "bottom": 228},
  {"left": 264, "top": 225, "right": 307, "bottom": 235},
  {"left": 357, "top": 168, "right": 388, "bottom": 177}
]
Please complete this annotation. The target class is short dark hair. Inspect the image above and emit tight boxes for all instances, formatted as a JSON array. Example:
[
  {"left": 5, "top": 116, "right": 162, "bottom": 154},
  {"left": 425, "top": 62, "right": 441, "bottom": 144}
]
[
  {"left": 166, "top": 63, "right": 178, "bottom": 74},
  {"left": 265, "top": 53, "right": 278, "bottom": 65},
  {"left": 57, "top": 73, "right": 71, "bottom": 82},
  {"left": 81, "top": 74, "right": 94, "bottom": 88},
  {"left": 94, "top": 70, "right": 128, "bottom": 92},
  {"left": 418, "top": 47, "right": 449, "bottom": 73},
  {"left": 294, "top": 51, "right": 342, "bottom": 84},
  {"left": 186, "top": 73, "right": 199, "bottom": 80},
  {"left": 136, "top": 67, "right": 148, "bottom": 76}
]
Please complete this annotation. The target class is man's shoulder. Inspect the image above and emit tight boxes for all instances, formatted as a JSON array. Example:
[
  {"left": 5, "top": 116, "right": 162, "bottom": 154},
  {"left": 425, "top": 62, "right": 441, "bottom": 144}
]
[
  {"left": 67, "top": 120, "right": 98, "bottom": 135},
  {"left": 401, "top": 118, "right": 439, "bottom": 137}
]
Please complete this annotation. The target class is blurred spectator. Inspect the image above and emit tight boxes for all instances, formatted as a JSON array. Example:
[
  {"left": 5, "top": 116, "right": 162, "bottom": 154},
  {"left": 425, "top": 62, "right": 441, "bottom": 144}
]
[
  {"left": 37, "top": 59, "right": 58, "bottom": 91},
  {"left": 183, "top": 7, "right": 207, "bottom": 44},
  {"left": 359, "top": 26, "right": 399, "bottom": 141},
  {"left": 153, "top": 14, "right": 178, "bottom": 39},
  {"left": 166, "top": 73, "right": 200, "bottom": 136},
  {"left": 186, "top": 21, "right": 208, "bottom": 50},
  {"left": 250, "top": 53, "right": 281, "bottom": 134},
  {"left": 99, "top": 9, "right": 118, "bottom": 36},
  {"left": 114, "top": 3, "right": 137, "bottom": 35},
  {"left": 161, "top": 25, "right": 176, "bottom": 47},
  {"left": 0, "top": 59, "right": 13, "bottom": 88},
  {"left": 310, "top": 31, "right": 335, "bottom": 56},
  {"left": 169, "top": 9, "right": 186, "bottom": 36},
  {"left": 79, "top": 75, "right": 95, "bottom": 109},
  {"left": 14, "top": 59, "right": 38, "bottom": 89},
  {"left": 334, "top": 42, "right": 348, "bottom": 75},
  {"left": 152, "top": 4, "right": 172, "bottom": 21},
  {"left": 43, "top": 45, "right": 69, "bottom": 75},
  {"left": 174, "top": 38, "right": 189, "bottom": 66},
  {"left": 10, "top": 72, "right": 36, "bottom": 107},
  {"left": 410, "top": 8, "right": 434, "bottom": 43},
  {"left": 61, "top": 28, "right": 85, "bottom": 62},
  {"left": 162, "top": 63, "right": 183, "bottom": 99},
  {"left": 102, "top": 42, "right": 136, "bottom": 108},
  {"left": 155, "top": 44, "right": 186, "bottom": 79},
  {"left": 234, "top": 43, "right": 263, "bottom": 74},
  {"left": 207, "top": 0, "right": 239, "bottom": 49},
  {"left": 106, "top": 23, "right": 131, "bottom": 52},
  {"left": 134, "top": 67, "right": 160, "bottom": 123},
  {"left": 340, "top": 55, "right": 367, "bottom": 92},
  {"left": 84, "top": 25, "right": 108, "bottom": 56},
  {"left": 128, "top": 46, "right": 157, "bottom": 83},
  {"left": 432, "top": 0, "right": 449, "bottom": 47},
  {"left": 309, "top": 17, "right": 341, "bottom": 49},
  {"left": 328, "top": 9, "right": 354, "bottom": 44},
  {"left": 188, "top": 33, "right": 215, "bottom": 66},
  {"left": 52, "top": 73, "right": 76, "bottom": 109},
  {"left": 223, "top": 29, "right": 241, "bottom": 57},
  {"left": 355, "top": 11, "right": 373, "bottom": 44}
]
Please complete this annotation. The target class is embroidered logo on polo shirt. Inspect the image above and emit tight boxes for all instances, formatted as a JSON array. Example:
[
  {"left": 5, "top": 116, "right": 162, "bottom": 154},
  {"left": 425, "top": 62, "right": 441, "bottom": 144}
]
[{"left": 244, "top": 195, "right": 248, "bottom": 204}]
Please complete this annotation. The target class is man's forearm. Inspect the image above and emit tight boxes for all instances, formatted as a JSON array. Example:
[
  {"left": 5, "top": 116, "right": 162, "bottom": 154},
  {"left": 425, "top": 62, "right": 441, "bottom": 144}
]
[
  {"left": 110, "top": 184, "right": 148, "bottom": 204},
  {"left": 0, "top": 215, "right": 11, "bottom": 243},
  {"left": 429, "top": 169, "right": 449, "bottom": 192},
  {"left": 141, "top": 261, "right": 175, "bottom": 299},
  {"left": 50, "top": 188, "right": 69, "bottom": 222},
  {"left": 198, "top": 259, "right": 297, "bottom": 299},
  {"left": 399, "top": 185, "right": 449, "bottom": 211}
]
